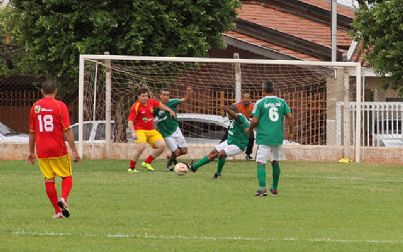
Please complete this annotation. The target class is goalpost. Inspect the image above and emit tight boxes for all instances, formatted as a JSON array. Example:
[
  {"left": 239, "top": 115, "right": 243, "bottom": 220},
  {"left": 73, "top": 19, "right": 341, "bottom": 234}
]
[{"left": 78, "top": 55, "right": 362, "bottom": 162}]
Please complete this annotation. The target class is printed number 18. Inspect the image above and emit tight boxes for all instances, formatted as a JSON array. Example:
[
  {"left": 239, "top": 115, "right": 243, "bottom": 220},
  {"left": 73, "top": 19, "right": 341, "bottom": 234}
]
[{"left": 38, "top": 115, "right": 54, "bottom": 132}]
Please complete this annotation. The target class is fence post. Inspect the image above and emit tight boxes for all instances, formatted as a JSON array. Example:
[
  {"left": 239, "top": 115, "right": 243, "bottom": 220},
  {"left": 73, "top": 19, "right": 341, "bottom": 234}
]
[
  {"left": 343, "top": 68, "right": 350, "bottom": 158},
  {"left": 234, "top": 53, "right": 242, "bottom": 103}
]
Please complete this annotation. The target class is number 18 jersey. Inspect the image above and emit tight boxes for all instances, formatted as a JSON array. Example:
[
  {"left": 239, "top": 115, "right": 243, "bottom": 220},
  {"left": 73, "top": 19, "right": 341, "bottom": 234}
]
[
  {"left": 252, "top": 96, "right": 291, "bottom": 146},
  {"left": 29, "top": 97, "right": 71, "bottom": 158}
]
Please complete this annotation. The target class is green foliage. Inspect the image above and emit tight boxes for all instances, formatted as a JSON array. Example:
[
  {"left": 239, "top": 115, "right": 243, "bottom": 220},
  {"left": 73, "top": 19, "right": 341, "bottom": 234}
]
[
  {"left": 353, "top": 0, "right": 403, "bottom": 91},
  {"left": 3, "top": 0, "right": 239, "bottom": 99}
]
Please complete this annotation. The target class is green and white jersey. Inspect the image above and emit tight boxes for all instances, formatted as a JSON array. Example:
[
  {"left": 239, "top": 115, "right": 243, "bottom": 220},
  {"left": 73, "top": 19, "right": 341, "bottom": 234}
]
[
  {"left": 155, "top": 99, "right": 181, "bottom": 138},
  {"left": 252, "top": 96, "right": 291, "bottom": 145},
  {"left": 227, "top": 113, "right": 250, "bottom": 150}
]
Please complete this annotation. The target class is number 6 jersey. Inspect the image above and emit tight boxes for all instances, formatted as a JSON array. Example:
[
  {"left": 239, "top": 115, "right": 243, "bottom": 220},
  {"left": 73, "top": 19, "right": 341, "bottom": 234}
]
[
  {"left": 29, "top": 97, "right": 71, "bottom": 158},
  {"left": 252, "top": 96, "right": 291, "bottom": 146}
]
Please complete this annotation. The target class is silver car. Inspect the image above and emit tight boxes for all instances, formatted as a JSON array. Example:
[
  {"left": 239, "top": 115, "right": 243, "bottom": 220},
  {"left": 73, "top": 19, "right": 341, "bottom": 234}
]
[{"left": 0, "top": 122, "right": 29, "bottom": 143}]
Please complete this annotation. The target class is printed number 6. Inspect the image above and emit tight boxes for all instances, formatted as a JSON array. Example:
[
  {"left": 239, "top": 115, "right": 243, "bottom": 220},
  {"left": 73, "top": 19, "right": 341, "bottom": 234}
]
[{"left": 269, "top": 107, "right": 279, "bottom": 122}]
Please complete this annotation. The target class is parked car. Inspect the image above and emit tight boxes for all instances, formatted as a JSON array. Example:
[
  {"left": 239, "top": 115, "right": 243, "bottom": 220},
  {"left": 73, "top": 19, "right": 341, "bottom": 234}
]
[
  {"left": 370, "top": 119, "right": 403, "bottom": 147},
  {"left": 0, "top": 122, "right": 29, "bottom": 143},
  {"left": 71, "top": 121, "right": 117, "bottom": 143},
  {"left": 176, "top": 113, "right": 299, "bottom": 145}
]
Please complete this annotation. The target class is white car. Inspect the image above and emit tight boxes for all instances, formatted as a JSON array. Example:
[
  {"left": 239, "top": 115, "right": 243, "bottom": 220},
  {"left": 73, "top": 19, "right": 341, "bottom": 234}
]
[
  {"left": 71, "top": 121, "right": 116, "bottom": 143},
  {"left": 370, "top": 119, "right": 403, "bottom": 147},
  {"left": 0, "top": 122, "right": 29, "bottom": 143}
]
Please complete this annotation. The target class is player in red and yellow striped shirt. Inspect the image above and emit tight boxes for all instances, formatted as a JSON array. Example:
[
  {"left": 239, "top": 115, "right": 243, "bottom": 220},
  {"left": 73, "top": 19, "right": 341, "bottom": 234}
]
[
  {"left": 127, "top": 87, "right": 175, "bottom": 173},
  {"left": 27, "top": 80, "right": 80, "bottom": 219}
]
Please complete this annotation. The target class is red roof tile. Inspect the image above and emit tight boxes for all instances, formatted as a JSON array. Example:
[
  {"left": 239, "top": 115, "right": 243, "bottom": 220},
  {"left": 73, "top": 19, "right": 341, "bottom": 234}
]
[
  {"left": 225, "top": 31, "right": 321, "bottom": 61},
  {"left": 298, "top": 0, "right": 356, "bottom": 18},
  {"left": 238, "top": 3, "right": 352, "bottom": 49}
]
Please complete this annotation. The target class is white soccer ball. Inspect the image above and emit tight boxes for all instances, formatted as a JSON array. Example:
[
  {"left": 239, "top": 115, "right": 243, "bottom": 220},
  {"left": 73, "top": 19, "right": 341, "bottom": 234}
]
[{"left": 174, "top": 162, "right": 189, "bottom": 176}]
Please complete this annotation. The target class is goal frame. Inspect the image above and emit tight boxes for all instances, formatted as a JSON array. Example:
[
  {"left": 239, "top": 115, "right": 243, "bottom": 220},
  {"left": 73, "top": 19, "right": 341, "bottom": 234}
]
[{"left": 78, "top": 54, "right": 362, "bottom": 162}]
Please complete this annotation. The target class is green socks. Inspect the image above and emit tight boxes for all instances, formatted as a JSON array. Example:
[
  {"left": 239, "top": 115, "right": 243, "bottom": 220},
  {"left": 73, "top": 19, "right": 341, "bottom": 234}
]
[
  {"left": 271, "top": 162, "right": 281, "bottom": 190},
  {"left": 216, "top": 157, "right": 225, "bottom": 175},
  {"left": 192, "top": 156, "right": 211, "bottom": 171},
  {"left": 257, "top": 163, "right": 266, "bottom": 188}
]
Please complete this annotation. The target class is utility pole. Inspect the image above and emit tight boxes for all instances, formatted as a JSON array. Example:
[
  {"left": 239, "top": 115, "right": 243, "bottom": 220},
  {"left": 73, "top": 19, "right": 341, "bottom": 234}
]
[{"left": 331, "top": 0, "right": 337, "bottom": 62}]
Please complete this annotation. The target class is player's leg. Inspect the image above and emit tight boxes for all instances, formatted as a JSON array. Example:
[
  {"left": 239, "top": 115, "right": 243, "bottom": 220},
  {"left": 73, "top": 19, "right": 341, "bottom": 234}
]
[
  {"left": 51, "top": 155, "right": 73, "bottom": 217},
  {"left": 164, "top": 135, "right": 178, "bottom": 171},
  {"left": 255, "top": 145, "right": 270, "bottom": 196},
  {"left": 174, "top": 129, "right": 188, "bottom": 158},
  {"left": 38, "top": 158, "right": 62, "bottom": 217},
  {"left": 214, "top": 150, "right": 227, "bottom": 179},
  {"left": 269, "top": 146, "right": 282, "bottom": 196},
  {"left": 167, "top": 128, "right": 188, "bottom": 170},
  {"left": 245, "top": 132, "right": 255, "bottom": 160},
  {"left": 141, "top": 130, "right": 165, "bottom": 171},
  {"left": 214, "top": 144, "right": 243, "bottom": 178},
  {"left": 190, "top": 149, "right": 218, "bottom": 172},
  {"left": 128, "top": 130, "right": 147, "bottom": 172}
]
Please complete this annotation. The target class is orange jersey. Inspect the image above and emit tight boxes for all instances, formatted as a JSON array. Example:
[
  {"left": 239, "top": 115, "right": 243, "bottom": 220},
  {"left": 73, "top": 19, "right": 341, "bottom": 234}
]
[
  {"left": 128, "top": 98, "right": 160, "bottom": 130},
  {"left": 29, "top": 98, "right": 70, "bottom": 158},
  {"left": 235, "top": 102, "right": 254, "bottom": 118}
]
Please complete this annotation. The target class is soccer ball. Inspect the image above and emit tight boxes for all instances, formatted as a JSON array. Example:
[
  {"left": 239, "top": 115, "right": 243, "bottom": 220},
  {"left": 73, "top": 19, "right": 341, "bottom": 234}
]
[{"left": 174, "top": 162, "right": 189, "bottom": 176}]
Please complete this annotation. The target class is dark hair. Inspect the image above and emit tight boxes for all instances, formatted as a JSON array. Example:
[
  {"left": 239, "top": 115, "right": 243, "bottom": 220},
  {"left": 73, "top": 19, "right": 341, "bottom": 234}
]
[
  {"left": 41, "top": 80, "right": 57, "bottom": 94},
  {"left": 160, "top": 88, "right": 170, "bottom": 93},
  {"left": 138, "top": 87, "right": 149, "bottom": 96},
  {"left": 228, "top": 104, "right": 239, "bottom": 113},
  {"left": 263, "top": 80, "right": 274, "bottom": 93}
]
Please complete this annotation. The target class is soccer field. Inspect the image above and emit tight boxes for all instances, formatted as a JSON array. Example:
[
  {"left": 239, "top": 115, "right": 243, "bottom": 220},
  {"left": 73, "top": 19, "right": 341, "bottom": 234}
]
[{"left": 1, "top": 160, "right": 402, "bottom": 251}]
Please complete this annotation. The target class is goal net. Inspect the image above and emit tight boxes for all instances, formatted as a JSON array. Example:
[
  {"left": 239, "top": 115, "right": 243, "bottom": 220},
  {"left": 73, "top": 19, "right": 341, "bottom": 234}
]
[{"left": 78, "top": 55, "right": 362, "bottom": 160}]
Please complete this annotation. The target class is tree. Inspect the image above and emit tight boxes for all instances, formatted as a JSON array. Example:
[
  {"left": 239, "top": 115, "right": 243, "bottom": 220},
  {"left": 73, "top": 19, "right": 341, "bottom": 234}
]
[
  {"left": 353, "top": 0, "right": 403, "bottom": 91},
  {"left": 2, "top": 0, "right": 239, "bottom": 100}
]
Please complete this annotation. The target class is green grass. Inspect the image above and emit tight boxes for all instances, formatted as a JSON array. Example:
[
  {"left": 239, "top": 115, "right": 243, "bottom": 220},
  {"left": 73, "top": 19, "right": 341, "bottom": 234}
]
[{"left": 1, "top": 159, "right": 403, "bottom": 251}]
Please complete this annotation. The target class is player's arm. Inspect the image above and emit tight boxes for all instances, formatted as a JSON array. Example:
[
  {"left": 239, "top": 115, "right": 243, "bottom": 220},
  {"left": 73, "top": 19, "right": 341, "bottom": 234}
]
[
  {"left": 128, "top": 120, "right": 137, "bottom": 140},
  {"left": 285, "top": 112, "right": 294, "bottom": 140},
  {"left": 246, "top": 117, "right": 259, "bottom": 135},
  {"left": 27, "top": 108, "right": 36, "bottom": 164},
  {"left": 60, "top": 102, "right": 80, "bottom": 162},
  {"left": 158, "top": 103, "right": 176, "bottom": 119},
  {"left": 223, "top": 106, "right": 239, "bottom": 121},
  {"left": 179, "top": 87, "right": 193, "bottom": 103},
  {"left": 27, "top": 132, "right": 36, "bottom": 164},
  {"left": 246, "top": 102, "right": 260, "bottom": 135},
  {"left": 64, "top": 128, "right": 80, "bottom": 162}
]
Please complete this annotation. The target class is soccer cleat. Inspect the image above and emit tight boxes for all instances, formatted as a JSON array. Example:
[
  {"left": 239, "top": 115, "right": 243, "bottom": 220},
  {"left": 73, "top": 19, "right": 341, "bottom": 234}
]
[
  {"left": 255, "top": 188, "right": 268, "bottom": 197},
  {"left": 52, "top": 212, "right": 64, "bottom": 219},
  {"left": 57, "top": 198, "right": 70, "bottom": 218},
  {"left": 269, "top": 188, "right": 279, "bottom": 196},
  {"left": 166, "top": 160, "right": 175, "bottom": 172},
  {"left": 141, "top": 162, "right": 155, "bottom": 171},
  {"left": 128, "top": 168, "right": 139, "bottom": 173},
  {"left": 213, "top": 173, "right": 221, "bottom": 179},
  {"left": 186, "top": 162, "right": 196, "bottom": 172},
  {"left": 245, "top": 155, "right": 254, "bottom": 160}
]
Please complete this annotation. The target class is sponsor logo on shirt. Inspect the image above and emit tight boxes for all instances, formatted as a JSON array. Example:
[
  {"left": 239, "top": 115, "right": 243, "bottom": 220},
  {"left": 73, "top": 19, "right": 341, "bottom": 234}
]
[{"left": 34, "top": 105, "right": 41, "bottom": 113}]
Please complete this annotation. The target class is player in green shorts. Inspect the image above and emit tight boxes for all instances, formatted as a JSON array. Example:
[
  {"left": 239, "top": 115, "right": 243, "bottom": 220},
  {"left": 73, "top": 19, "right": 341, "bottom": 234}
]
[
  {"left": 188, "top": 105, "right": 250, "bottom": 178},
  {"left": 247, "top": 80, "right": 294, "bottom": 196},
  {"left": 155, "top": 87, "right": 193, "bottom": 171}
]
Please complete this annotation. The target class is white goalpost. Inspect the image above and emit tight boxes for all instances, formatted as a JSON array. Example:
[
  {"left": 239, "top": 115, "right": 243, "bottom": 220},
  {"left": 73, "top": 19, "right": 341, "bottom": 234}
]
[{"left": 78, "top": 54, "right": 362, "bottom": 162}]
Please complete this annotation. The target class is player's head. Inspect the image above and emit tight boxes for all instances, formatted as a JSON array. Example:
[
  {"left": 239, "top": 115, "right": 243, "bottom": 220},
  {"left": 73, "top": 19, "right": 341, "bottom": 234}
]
[
  {"left": 227, "top": 104, "right": 239, "bottom": 120},
  {"left": 41, "top": 80, "right": 57, "bottom": 97},
  {"left": 137, "top": 87, "right": 149, "bottom": 104},
  {"left": 242, "top": 92, "right": 251, "bottom": 105},
  {"left": 262, "top": 80, "right": 274, "bottom": 95},
  {"left": 159, "top": 88, "right": 170, "bottom": 103}
]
